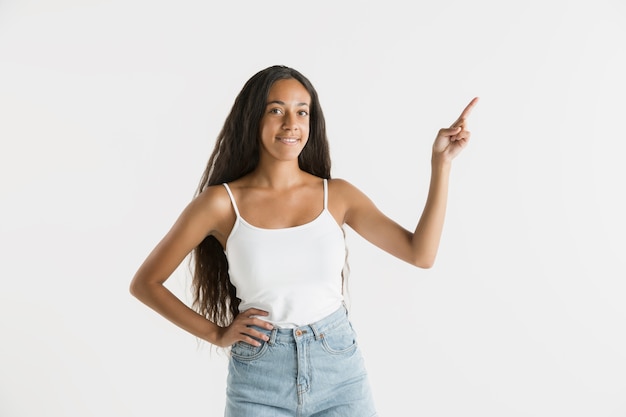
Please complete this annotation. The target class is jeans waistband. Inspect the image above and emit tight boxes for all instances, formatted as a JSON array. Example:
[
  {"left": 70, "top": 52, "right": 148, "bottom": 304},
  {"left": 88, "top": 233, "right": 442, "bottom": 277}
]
[{"left": 255, "top": 305, "right": 349, "bottom": 345}]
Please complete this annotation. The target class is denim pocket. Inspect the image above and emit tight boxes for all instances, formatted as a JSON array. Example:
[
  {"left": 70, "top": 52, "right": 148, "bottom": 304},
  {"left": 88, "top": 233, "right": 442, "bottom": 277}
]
[
  {"left": 230, "top": 340, "right": 269, "bottom": 362},
  {"left": 321, "top": 322, "right": 358, "bottom": 355}
]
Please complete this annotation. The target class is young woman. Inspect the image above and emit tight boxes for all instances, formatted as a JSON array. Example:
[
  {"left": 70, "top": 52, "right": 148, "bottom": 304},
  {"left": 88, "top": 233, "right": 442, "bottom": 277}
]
[{"left": 130, "top": 65, "right": 478, "bottom": 417}]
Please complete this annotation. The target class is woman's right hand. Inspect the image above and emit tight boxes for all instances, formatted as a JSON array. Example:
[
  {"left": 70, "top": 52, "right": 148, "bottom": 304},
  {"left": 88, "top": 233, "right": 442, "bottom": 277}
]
[{"left": 213, "top": 308, "right": 274, "bottom": 348}]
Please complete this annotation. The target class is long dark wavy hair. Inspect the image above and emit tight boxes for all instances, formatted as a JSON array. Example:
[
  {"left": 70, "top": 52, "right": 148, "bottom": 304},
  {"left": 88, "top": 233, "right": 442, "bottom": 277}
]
[{"left": 190, "top": 65, "right": 333, "bottom": 327}]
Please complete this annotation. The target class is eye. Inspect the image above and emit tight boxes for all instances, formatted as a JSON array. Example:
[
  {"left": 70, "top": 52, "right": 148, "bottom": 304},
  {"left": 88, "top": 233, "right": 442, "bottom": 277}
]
[
  {"left": 269, "top": 108, "right": 283, "bottom": 115},
  {"left": 298, "top": 110, "right": 309, "bottom": 117}
]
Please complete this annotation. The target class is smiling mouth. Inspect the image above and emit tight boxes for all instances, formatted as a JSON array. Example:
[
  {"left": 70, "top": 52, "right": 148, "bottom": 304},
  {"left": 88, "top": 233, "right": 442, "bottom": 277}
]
[{"left": 276, "top": 137, "right": 300, "bottom": 144}]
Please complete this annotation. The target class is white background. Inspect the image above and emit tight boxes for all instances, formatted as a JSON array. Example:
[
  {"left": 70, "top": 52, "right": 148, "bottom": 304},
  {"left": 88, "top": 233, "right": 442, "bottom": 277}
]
[{"left": 1, "top": 0, "right": 625, "bottom": 416}]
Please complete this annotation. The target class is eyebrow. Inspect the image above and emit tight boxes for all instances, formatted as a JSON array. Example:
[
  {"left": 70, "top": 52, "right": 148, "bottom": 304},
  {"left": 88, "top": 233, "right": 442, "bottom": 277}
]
[{"left": 266, "top": 100, "right": 310, "bottom": 107}]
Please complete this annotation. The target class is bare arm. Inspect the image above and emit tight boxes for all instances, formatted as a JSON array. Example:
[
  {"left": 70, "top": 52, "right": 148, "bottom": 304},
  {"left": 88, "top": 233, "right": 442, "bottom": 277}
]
[
  {"left": 129, "top": 186, "right": 273, "bottom": 347},
  {"left": 339, "top": 97, "right": 479, "bottom": 268}
]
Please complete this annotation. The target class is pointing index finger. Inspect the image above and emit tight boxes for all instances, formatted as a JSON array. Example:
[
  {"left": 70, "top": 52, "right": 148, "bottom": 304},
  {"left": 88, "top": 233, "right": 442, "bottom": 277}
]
[{"left": 450, "top": 96, "right": 479, "bottom": 128}]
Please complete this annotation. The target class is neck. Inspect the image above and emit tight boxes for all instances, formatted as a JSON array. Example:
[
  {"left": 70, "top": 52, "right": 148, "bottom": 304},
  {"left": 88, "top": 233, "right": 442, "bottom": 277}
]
[{"left": 250, "top": 159, "right": 307, "bottom": 189}]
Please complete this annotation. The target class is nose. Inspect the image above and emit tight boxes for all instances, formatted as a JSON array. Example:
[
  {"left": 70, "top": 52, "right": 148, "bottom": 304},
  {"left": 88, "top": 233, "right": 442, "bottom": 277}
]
[{"left": 282, "top": 111, "right": 298, "bottom": 131}]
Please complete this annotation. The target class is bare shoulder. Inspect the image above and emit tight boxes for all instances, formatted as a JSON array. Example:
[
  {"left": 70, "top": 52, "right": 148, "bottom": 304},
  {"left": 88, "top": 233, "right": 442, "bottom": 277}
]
[
  {"left": 327, "top": 178, "right": 375, "bottom": 225},
  {"left": 193, "top": 184, "right": 232, "bottom": 214},
  {"left": 328, "top": 177, "right": 351, "bottom": 188},
  {"left": 183, "top": 184, "right": 235, "bottom": 242},
  {"left": 328, "top": 177, "right": 356, "bottom": 192},
  {"left": 328, "top": 178, "right": 370, "bottom": 202}
]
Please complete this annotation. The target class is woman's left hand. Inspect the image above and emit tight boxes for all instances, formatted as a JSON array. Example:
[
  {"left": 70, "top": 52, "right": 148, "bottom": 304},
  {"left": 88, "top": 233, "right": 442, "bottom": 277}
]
[{"left": 432, "top": 97, "right": 479, "bottom": 163}]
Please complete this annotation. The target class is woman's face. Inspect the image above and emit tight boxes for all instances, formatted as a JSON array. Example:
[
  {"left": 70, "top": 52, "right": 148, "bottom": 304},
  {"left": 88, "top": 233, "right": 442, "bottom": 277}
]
[{"left": 258, "top": 78, "right": 311, "bottom": 164}]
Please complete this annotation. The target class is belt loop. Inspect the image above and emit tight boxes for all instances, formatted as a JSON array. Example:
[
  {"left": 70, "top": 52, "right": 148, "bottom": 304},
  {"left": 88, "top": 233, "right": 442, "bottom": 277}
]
[
  {"left": 310, "top": 323, "right": 323, "bottom": 340},
  {"left": 268, "top": 328, "right": 277, "bottom": 345}
]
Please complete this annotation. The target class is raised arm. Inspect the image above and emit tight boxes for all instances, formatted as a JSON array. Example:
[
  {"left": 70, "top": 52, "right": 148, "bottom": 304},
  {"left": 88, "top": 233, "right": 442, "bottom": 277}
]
[{"left": 338, "top": 97, "right": 479, "bottom": 268}]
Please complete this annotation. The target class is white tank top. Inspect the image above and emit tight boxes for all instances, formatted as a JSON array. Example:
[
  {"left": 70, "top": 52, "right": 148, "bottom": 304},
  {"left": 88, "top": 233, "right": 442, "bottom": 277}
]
[{"left": 223, "top": 179, "right": 345, "bottom": 328}]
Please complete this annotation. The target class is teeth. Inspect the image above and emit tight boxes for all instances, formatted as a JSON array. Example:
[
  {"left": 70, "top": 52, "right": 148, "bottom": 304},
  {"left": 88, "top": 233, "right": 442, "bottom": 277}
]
[{"left": 279, "top": 138, "right": 298, "bottom": 143}]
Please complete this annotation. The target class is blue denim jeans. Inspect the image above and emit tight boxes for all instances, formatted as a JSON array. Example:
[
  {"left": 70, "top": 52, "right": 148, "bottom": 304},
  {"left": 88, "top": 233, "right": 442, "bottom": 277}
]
[{"left": 225, "top": 306, "right": 378, "bottom": 417}]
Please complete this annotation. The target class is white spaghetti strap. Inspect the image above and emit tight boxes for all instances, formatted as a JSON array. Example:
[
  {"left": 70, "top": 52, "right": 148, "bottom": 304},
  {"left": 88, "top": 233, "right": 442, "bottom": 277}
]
[
  {"left": 323, "top": 178, "right": 328, "bottom": 210},
  {"left": 222, "top": 183, "right": 241, "bottom": 218}
]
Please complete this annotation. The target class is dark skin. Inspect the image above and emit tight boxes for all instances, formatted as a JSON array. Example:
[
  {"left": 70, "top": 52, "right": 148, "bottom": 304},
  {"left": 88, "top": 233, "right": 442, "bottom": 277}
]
[{"left": 130, "top": 78, "right": 478, "bottom": 347}]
